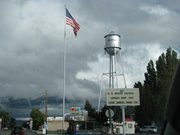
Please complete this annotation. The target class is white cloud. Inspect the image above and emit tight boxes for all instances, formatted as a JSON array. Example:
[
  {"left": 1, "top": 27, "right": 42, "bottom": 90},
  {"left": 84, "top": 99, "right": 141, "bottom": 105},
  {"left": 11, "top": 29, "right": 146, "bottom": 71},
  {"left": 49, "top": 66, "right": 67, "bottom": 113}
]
[
  {"left": 76, "top": 43, "right": 164, "bottom": 89},
  {"left": 122, "top": 43, "right": 165, "bottom": 87},
  {"left": 140, "top": 5, "right": 169, "bottom": 17}
]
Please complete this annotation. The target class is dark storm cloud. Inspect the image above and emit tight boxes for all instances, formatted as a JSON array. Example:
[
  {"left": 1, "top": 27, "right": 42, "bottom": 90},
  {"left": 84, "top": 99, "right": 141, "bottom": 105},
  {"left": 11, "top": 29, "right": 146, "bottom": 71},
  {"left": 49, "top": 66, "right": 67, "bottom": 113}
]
[
  {"left": 0, "top": 0, "right": 103, "bottom": 103},
  {"left": 0, "top": 0, "right": 63, "bottom": 97}
]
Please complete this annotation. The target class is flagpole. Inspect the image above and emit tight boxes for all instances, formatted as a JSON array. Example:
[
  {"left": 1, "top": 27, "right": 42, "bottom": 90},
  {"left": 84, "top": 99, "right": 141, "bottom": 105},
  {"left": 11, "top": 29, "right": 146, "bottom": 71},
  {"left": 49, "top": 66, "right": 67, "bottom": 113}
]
[{"left": 62, "top": 5, "right": 67, "bottom": 132}]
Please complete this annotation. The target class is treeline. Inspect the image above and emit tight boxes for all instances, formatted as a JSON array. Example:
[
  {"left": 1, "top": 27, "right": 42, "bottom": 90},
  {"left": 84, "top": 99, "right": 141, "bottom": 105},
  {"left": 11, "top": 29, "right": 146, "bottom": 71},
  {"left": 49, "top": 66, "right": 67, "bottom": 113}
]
[{"left": 134, "top": 47, "right": 179, "bottom": 126}]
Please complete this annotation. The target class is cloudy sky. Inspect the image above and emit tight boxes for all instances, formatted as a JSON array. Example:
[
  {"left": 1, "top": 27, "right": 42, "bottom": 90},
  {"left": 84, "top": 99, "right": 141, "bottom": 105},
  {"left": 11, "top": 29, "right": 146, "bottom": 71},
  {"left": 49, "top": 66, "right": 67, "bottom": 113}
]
[{"left": 0, "top": 0, "right": 180, "bottom": 116}]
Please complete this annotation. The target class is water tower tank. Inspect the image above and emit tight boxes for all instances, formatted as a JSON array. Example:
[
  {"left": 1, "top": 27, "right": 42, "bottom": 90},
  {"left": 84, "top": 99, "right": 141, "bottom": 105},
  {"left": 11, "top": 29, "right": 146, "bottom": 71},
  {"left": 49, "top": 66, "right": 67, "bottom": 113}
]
[{"left": 104, "top": 32, "right": 121, "bottom": 55}]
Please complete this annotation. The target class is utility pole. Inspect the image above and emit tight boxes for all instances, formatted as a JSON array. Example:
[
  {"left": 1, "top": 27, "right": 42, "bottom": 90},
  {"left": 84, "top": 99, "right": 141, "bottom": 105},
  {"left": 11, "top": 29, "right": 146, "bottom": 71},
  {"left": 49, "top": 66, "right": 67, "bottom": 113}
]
[
  {"left": 45, "top": 90, "right": 48, "bottom": 121},
  {"left": 43, "top": 90, "right": 48, "bottom": 134}
]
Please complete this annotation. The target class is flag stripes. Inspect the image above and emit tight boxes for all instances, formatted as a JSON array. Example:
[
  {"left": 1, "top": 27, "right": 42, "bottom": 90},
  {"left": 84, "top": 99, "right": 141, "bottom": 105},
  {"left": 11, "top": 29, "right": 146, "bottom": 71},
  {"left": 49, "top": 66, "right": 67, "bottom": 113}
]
[{"left": 66, "top": 8, "right": 80, "bottom": 36}]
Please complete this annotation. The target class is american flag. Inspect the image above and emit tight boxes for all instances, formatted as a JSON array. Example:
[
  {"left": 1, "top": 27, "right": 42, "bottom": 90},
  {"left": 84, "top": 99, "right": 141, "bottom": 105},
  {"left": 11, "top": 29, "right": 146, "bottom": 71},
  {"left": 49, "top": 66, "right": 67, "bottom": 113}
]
[{"left": 66, "top": 8, "right": 80, "bottom": 36}]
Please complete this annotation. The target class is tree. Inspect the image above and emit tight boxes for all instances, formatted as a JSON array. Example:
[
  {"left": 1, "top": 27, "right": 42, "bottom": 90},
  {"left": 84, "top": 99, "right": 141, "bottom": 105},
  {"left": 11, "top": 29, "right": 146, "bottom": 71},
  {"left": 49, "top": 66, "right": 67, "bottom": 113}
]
[
  {"left": 155, "top": 48, "right": 178, "bottom": 122},
  {"left": 30, "top": 108, "right": 45, "bottom": 130},
  {"left": 84, "top": 100, "right": 92, "bottom": 111},
  {"left": 84, "top": 100, "right": 96, "bottom": 118},
  {"left": 134, "top": 48, "right": 178, "bottom": 126},
  {"left": 0, "top": 110, "right": 15, "bottom": 129},
  {"left": 134, "top": 82, "right": 146, "bottom": 125},
  {"left": 9, "top": 117, "right": 16, "bottom": 129},
  {"left": 144, "top": 60, "right": 159, "bottom": 123},
  {"left": 97, "top": 105, "right": 108, "bottom": 126}
]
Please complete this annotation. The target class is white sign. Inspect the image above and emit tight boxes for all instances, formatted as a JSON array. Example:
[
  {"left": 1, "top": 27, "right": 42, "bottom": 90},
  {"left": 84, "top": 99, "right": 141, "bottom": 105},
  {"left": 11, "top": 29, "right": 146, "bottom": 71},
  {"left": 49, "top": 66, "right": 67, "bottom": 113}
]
[{"left": 106, "top": 88, "right": 140, "bottom": 106}]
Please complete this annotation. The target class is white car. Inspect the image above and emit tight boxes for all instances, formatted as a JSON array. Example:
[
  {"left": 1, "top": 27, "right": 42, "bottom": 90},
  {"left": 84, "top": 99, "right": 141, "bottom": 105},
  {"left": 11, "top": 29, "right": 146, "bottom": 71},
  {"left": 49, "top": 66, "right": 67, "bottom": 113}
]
[{"left": 139, "top": 126, "right": 158, "bottom": 133}]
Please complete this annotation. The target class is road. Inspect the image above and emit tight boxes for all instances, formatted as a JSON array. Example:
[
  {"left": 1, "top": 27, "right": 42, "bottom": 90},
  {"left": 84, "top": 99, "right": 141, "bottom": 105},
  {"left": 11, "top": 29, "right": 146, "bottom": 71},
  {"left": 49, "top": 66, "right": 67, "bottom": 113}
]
[
  {"left": 0, "top": 129, "right": 36, "bottom": 135},
  {"left": 135, "top": 133, "right": 160, "bottom": 135},
  {"left": 0, "top": 130, "right": 161, "bottom": 135}
]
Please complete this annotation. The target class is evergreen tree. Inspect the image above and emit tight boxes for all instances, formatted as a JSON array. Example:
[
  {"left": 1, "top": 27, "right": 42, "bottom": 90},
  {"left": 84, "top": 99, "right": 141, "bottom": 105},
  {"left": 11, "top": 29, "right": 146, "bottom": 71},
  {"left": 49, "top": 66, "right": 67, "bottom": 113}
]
[
  {"left": 134, "top": 48, "right": 178, "bottom": 125},
  {"left": 98, "top": 105, "right": 108, "bottom": 125},
  {"left": 84, "top": 100, "right": 96, "bottom": 118},
  {"left": 134, "top": 82, "right": 146, "bottom": 125},
  {"left": 156, "top": 48, "right": 178, "bottom": 122}
]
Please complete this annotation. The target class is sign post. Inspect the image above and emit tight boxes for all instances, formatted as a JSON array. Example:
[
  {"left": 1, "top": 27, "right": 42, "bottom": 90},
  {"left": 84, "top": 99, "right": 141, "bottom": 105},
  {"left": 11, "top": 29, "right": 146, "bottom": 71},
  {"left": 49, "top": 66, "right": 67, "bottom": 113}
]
[
  {"left": 105, "top": 109, "right": 114, "bottom": 134},
  {"left": 106, "top": 88, "right": 140, "bottom": 135},
  {"left": 121, "top": 106, "right": 126, "bottom": 135}
]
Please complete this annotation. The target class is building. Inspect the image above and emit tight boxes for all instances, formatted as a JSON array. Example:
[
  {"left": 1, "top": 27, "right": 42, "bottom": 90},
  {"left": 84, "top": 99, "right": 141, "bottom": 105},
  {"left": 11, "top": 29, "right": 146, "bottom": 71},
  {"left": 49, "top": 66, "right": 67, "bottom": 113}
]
[
  {"left": 113, "top": 118, "right": 136, "bottom": 134},
  {"left": 47, "top": 117, "right": 69, "bottom": 132}
]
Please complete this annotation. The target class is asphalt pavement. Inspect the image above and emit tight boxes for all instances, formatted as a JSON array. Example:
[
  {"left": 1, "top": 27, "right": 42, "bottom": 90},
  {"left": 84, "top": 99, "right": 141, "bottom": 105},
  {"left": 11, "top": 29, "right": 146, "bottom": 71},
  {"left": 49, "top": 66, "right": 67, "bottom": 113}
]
[
  {"left": 0, "top": 130, "right": 161, "bottom": 135},
  {"left": 0, "top": 129, "right": 36, "bottom": 135}
]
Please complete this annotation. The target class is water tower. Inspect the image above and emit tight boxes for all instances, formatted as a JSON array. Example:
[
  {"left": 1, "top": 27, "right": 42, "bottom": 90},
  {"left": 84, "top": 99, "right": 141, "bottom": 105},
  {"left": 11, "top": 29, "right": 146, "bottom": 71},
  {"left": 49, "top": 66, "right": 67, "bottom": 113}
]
[
  {"left": 104, "top": 31, "right": 121, "bottom": 88},
  {"left": 102, "top": 32, "right": 137, "bottom": 135},
  {"left": 102, "top": 31, "right": 122, "bottom": 134}
]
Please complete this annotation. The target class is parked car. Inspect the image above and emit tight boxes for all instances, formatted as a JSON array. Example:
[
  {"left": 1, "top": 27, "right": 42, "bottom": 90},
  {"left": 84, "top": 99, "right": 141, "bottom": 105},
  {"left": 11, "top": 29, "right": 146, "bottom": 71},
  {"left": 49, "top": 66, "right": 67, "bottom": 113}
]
[
  {"left": 139, "top": 126, "right": 158, "bottom": 133},
  {"left": 11, "top": 126, "right": 24, "bottom": 135}
]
